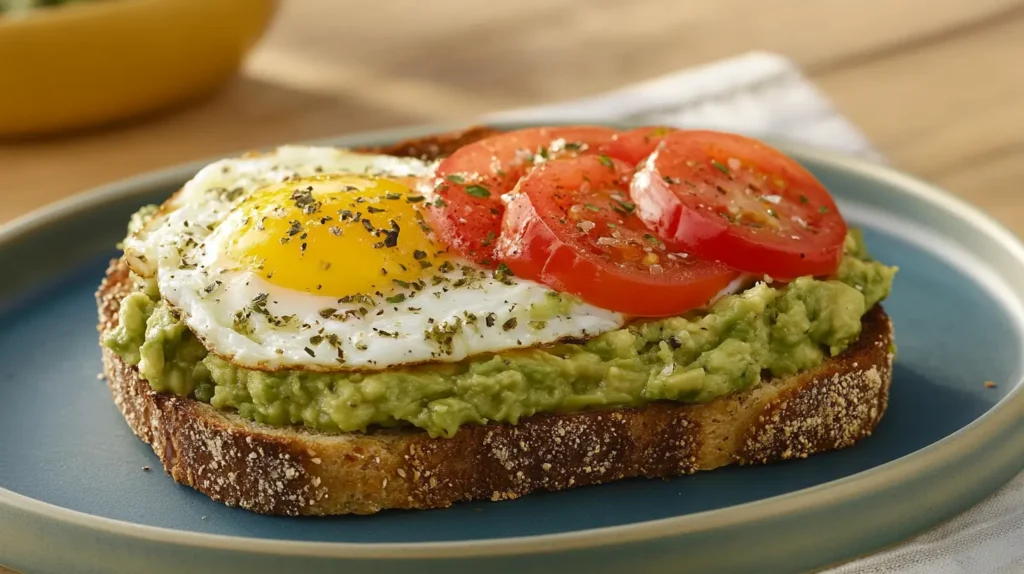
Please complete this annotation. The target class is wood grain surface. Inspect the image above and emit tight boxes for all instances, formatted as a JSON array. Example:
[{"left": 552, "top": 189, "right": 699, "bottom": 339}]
[
  {"left": 2, "top": 0, "right": 1024, "bottom": 572},
  {"left": 3, "top": 0, "right": 1024, "bottom": 232}
]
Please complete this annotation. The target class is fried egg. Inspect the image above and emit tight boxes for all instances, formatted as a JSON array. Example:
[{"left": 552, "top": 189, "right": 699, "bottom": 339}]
[
  {"left": 127, "top": 147, "right": 627, "bottom": 371},
  {"left": 123, "top": 146, "right": 434, "bottom": 278}
]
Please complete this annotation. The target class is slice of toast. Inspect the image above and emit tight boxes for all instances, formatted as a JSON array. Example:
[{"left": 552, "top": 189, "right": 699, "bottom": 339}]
[{"left": 95, "top": 127, "right": 895, "bottom": 516}]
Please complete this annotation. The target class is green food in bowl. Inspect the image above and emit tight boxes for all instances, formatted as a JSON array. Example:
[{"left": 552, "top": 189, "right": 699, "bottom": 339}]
[
  {"left": 0, "top": 0, "right": 277, "bottom": 136},
  {"left": 1, "top": 0, "right": 104, "bottom": 14}
]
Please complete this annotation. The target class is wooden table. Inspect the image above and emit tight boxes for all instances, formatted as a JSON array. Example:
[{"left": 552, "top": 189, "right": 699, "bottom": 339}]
[
  {"left": 3, "top": 0, "right": 1024, "bottom": 231},
  {"left": 2, "top": 1, "right": 1024, "bottom": 572}
]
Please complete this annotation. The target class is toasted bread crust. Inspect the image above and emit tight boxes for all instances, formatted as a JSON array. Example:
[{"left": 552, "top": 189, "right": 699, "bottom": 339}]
[
  {"left": 358, "top": 125, "right": 502, "bottom": 159},
  {"left": 96, "top": 126, "right": 894, "bottom": 515},
  {"left": 98, "top": 259, "right": 892, "bottom": 515}
]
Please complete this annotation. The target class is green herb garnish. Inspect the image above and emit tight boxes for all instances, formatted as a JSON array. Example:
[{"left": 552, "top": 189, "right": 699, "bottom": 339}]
[
  {"left": 465, "top": 185, "right": 491, "bottom": 198},
  {"left": 710, "top": 160, "right": 730, "bottom": 175}
]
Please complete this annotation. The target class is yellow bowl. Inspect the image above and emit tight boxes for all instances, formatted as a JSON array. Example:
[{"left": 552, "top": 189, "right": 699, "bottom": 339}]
[{"left": 0, "top": 0, "right": 277, "bottom": 137}]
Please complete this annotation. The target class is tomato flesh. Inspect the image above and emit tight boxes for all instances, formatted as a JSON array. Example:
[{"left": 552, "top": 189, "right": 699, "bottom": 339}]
[
  {"left": 496, "top": 155, "right": 739, "bottom": 316},
  {"left": 604, "top": 125, "right": 678, "bottom": 164},
  {"left": 631, "top": 130, "right": 846, "bottom": 278},
  {"left": 425, "top": 126, "right": 618, "bottom": 265}
]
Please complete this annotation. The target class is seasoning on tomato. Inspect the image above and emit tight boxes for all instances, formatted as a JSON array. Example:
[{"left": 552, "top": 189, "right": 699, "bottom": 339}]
[
  {"left": 630, "top": 130, "right": 847, "bottom": 279},
  {"left": 495, "top": 154, "right": 739, "bottom": 317},
  {"left": 424, "top": 126, "right": 618, "bottom": 266}
]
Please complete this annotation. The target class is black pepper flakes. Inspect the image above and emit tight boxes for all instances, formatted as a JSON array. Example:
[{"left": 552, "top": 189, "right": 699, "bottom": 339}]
[
  {"left": 368, "top": 219, "right": 400, "bottom": 249},
  {"left": 291, "top": 187, "right": 322, "bottom": 215}
]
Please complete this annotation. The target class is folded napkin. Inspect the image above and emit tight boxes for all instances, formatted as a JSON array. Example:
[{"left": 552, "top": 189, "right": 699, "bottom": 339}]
[
  {"left": 490, "top": 51, "right": 882, "bottom": 161},
  {"left": 490, "top": 51, "right": 1023, "bottom": 574}
]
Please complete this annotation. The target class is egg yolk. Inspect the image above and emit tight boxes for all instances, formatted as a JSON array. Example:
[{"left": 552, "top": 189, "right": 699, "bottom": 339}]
[{"left": 227, "top": 175, "right": 446, "bottom": 297}]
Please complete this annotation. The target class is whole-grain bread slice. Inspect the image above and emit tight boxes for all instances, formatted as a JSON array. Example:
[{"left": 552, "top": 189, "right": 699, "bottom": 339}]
[
  {"left": 95, "top": 127, "right": 895, "bottom": 515},
  {"left": 98, "top": 260, "right": 892, "bottom": 516}
]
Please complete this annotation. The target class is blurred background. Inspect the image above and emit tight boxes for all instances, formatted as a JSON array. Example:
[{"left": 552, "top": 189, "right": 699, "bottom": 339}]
[
  {"left": 2, "top": 0, "right": 1023, "bottom": 230},
  {"left": 1, "top": 4, "right": 1022, "bottom": 574}
]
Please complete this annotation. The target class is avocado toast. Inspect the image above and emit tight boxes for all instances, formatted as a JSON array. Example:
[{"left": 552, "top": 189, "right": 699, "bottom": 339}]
[{"left": 97, "top": 126, "right": 896, "bottom": 515}]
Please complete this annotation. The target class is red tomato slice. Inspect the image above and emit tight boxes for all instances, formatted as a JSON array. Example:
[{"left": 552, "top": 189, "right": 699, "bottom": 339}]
[
  {"left": 424, "top": 126, "right": 618, "bottom": 265},
  {"left": 631, "top": 130, "right": 847, "bottom": 279},
  {"left": 496, "top": 155, "right": 740, "bottom": 317},
  {"left": 604, "top": 125, "right": 678, "bottom": 164}
]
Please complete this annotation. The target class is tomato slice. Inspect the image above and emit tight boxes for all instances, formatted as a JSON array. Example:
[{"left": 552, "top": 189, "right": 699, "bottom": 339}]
[
  {"left": 604, "top": 125, "right": 678, "bottom": 164},
  {"left": 631, "top": 130, "right": 847, "bottom": 279},
  {"left": 424, "top": 126, "right": 618, "bottom": 265},
  {"left": 496, "top": 155, "right": 740, "bottom": 317}
]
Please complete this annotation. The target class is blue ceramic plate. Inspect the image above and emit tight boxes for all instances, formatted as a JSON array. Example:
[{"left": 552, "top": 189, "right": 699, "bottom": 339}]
[{"left": 1, "top": 123, "right": 1023, "bottom": 574}]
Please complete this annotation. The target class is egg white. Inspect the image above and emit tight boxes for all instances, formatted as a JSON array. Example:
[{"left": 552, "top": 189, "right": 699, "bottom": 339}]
[
  {"left": 161, "top": 243, "right": 625, "bottom": 370},
  {"left": 123, "top": 146, "right": 435, "bottom": 278}
]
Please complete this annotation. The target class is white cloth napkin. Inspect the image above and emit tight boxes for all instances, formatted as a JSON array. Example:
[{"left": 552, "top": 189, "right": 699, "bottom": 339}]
[{"left": 489, "top": 51, "right": 1024, "bottom": 574}]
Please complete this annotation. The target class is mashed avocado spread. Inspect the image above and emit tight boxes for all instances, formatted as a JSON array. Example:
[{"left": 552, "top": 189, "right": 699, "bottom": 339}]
[{"left": 105, "top": 230, "right": 895, "bottom": 438}]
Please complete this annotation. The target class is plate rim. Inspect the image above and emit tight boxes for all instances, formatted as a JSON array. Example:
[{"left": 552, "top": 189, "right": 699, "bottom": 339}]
[{"left": 2, "top": 120, "right": 1023, "bottom": 561}]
